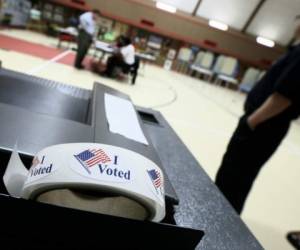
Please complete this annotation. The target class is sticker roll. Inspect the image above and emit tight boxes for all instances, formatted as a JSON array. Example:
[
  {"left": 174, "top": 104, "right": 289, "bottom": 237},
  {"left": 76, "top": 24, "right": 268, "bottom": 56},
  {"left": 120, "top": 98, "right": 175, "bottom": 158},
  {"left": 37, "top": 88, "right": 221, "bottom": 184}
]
[
  {"left": 21, "top": 143, "right": 165, "bottom": 222},
  {"left": 36, "top": 189, "right": 149, "bottom": 221}
]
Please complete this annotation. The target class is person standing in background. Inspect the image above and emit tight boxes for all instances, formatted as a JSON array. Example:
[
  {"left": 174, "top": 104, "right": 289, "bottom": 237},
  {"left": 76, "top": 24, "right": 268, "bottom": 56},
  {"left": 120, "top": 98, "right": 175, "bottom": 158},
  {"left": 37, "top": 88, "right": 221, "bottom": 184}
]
[
  {"left": 287, "top": 231, "right": 300, "bottom": 250},
  {"left": 74, "top": 9, "right": 101, "bottom": 69},
  {"left": 215, "top": 15, "right": 300, "bottom": 214}
]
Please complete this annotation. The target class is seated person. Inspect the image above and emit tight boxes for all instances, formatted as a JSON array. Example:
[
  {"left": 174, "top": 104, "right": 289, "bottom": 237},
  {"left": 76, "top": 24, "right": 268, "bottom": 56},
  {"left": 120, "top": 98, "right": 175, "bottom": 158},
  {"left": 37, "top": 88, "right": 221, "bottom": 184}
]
[{"left": 101, "top": 35, "right": 135, "bottom": 77}]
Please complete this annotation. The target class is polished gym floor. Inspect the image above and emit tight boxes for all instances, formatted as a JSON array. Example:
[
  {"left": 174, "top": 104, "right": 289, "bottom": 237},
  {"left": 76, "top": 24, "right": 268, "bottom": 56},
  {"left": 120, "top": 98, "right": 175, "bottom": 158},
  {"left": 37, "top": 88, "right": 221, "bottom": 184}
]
[{"left": 0, "top": 29, "right": 299, "bottom": 250}]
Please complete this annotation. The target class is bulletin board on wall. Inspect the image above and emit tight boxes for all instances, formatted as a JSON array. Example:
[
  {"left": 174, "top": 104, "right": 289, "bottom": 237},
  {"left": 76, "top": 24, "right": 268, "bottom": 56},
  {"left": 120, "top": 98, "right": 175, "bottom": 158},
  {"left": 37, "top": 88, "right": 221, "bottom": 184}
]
[
  {"left": 41, "top": 1, "right": 87, "bottom": 27},
  {"left": 42, "top": 2, "right": 67, "bottom": 25},
  {"left": 0, "top": 0, "right": 31, "bottom": 27},
  {"left": 43, "top": 3, "right": 62, "bottom": 23}
]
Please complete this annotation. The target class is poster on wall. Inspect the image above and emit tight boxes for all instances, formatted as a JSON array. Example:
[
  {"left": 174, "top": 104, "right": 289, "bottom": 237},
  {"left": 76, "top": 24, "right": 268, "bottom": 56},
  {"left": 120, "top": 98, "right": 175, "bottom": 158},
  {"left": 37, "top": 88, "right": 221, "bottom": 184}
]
[
  {"left": 0, "top": 0, "right": 31, "bottom": 26},
  {"left": 148, "top": 35, "right": 163, "bottom": 50}
]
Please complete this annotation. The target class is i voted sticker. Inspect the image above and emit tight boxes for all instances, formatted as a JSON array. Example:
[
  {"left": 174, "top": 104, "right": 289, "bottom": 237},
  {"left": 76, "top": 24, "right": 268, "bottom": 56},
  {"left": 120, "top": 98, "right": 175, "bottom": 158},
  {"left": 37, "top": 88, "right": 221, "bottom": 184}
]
[
  {"left": 145, "top": 168, "right": 165, "bottom": 202},
  {"left": 26, "top": 155, "right": 57, "bottom": 183},
  {"left": 69, "top": 148, "right": 133, "bottom": 183}
]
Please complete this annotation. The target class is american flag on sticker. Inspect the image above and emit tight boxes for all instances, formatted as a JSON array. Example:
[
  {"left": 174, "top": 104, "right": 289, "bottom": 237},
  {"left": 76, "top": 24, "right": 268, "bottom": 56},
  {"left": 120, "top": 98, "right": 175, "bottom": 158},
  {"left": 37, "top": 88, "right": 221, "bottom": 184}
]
[
  {"left": 74, "top": 149, "right": 111, "bottom": 174},
  {"left": 147, "top": 169, "right": 162, "bottom": 189}
]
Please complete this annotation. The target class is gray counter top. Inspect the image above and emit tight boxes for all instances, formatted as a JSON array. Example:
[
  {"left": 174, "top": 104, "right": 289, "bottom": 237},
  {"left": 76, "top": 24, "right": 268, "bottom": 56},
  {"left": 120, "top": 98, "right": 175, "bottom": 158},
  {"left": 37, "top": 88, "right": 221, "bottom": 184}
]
[{"left": 138, "top": 107, "right": 263, "bottom": 250}]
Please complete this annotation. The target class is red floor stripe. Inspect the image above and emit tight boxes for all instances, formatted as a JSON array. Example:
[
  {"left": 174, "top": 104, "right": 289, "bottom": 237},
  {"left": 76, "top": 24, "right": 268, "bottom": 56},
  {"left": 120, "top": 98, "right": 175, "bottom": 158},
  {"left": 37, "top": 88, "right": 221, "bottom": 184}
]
[{"left": 0, "top": 34, "right": 93, "bottom": 68}]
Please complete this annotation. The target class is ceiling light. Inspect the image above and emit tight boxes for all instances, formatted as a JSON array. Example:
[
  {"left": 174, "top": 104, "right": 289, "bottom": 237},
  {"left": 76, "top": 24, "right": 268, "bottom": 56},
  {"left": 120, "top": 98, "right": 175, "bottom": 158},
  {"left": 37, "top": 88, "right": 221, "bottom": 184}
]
[
  {"left": 156, "top": 2, "right": 177, "bottom": 13},
  {"left": 256, "top": 36, "right": 275, "bottom": 48},
  {"left": 208, "top": 20, "right": 228, "bottom": 31}
]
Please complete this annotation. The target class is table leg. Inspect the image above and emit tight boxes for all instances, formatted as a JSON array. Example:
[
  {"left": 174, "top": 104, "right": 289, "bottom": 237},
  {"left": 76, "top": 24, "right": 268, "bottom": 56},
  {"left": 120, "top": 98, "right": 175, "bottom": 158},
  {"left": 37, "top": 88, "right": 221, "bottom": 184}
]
[
  {"left": 100, "top": 52, "right": 107, "bottom": 63},
  {"left": 139, "top": 60, "right": 146, "bottom": 76}
]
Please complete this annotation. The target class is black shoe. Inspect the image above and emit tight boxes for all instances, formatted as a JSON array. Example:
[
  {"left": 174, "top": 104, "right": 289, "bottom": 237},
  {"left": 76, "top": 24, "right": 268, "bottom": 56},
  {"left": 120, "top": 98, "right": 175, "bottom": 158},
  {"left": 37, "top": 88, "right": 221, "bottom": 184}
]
[
  {"left": 75, "top": 64, "right": 84, "bottom": 70},
  {"left": 287, "top": 232, "right": 300, "bottom": 250}
]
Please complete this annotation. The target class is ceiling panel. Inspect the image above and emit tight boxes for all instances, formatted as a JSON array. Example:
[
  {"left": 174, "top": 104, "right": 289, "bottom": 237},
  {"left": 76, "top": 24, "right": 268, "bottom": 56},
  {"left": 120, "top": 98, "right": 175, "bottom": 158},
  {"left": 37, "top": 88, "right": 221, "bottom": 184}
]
[
  {"left": 154, "top": 0, "right": 199, "bottom": 14},
  {"left": 196, "top": 0, "right": 261, "bottom": 30},
  {"left": 246, "top": 0, "right": 300, "bottom": 46}
]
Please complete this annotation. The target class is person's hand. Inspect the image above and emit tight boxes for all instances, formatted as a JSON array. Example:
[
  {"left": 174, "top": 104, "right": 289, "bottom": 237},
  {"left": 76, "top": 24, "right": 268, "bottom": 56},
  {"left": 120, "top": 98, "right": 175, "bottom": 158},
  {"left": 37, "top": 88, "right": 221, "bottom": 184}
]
[{"left": 247, "top": 116, "right": 257, "bottom": 130}]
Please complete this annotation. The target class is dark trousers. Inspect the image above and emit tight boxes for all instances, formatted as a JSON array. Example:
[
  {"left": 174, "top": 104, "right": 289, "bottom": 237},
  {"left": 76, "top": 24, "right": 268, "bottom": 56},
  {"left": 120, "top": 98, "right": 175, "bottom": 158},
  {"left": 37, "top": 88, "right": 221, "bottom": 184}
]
[
  {"left": 215, "top": 115, "right": 290, "bottom": 214},
  {"left": 105, "top": 55, "right": 131, "bottom": 77},
  {"left": 74, "top": 30, "right": 92, "bottom": 67}
]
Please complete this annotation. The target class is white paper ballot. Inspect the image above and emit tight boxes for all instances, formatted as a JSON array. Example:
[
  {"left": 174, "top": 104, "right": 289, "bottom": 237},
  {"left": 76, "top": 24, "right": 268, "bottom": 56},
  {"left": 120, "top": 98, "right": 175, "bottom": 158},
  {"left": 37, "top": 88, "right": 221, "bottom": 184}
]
[
  {"left": 95, "top": 41, "right": 114, "bottom": 53},
  {"left": 105, "top": 93, "right": 149, "bottom": 145},
  {"left": 3, "top": 145, "right": 29, "bottom": 198}
]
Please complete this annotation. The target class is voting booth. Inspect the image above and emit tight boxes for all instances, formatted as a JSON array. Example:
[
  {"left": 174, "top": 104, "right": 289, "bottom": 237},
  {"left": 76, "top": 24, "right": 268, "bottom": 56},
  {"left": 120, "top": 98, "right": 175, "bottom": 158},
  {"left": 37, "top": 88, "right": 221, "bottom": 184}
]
[
  {"left": 0, "top": 66, "right": 204, "bottom": 249},
  {"left": 0, "top": 65, "right": 263, "bottom": 250}
]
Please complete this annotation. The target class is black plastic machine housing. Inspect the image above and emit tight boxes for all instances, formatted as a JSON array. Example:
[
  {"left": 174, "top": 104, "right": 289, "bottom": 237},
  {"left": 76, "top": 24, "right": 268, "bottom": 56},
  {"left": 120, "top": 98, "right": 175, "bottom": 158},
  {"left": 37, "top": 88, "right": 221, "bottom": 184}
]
[{"left": 0, "top": 67, "right": 263, "bottom": 250}]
